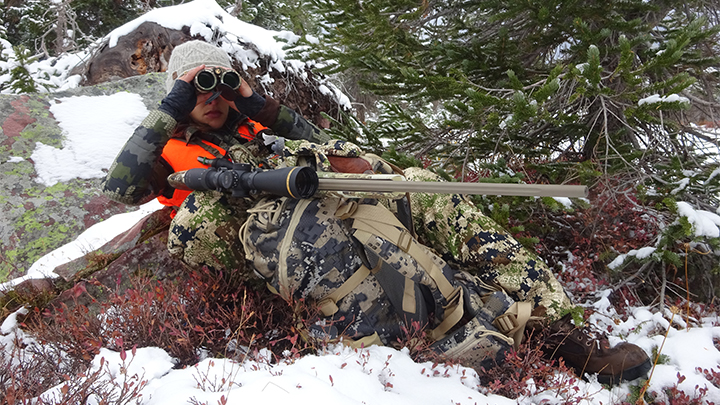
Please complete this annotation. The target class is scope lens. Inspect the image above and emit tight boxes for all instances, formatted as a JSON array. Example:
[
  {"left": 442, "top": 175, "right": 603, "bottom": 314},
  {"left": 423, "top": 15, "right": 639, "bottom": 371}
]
[
  {"left": 194, "top": 70, "right": 217, "bottom": 92},
  {"left": 292, "top": 167, "right": 319, "bottom": 198},
  {"left": 221, "top": 71, "right": 241, "bottom": 90}
]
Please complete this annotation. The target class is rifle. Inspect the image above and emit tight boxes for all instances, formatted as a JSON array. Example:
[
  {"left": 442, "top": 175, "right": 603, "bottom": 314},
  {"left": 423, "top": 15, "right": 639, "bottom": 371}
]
[{"left": 167, "top": 159, "right": 588, "bottom": 200}]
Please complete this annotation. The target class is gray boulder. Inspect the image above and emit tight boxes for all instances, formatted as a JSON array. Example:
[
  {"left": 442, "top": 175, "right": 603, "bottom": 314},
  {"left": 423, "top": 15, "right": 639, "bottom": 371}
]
[{"left": 0, "top": 73, "right": 166, "bottom": 282}]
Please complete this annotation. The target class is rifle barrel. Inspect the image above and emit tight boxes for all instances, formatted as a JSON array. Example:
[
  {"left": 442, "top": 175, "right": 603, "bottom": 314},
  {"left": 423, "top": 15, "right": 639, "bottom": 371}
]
[{"left": 318, "top": 178, "right": 587, "bottom": 198}]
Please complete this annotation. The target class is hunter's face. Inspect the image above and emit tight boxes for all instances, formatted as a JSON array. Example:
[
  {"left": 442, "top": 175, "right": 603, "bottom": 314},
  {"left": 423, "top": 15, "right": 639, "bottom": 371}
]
[{"left": 190, "top": 90, "right": 230, "bottom": 130}]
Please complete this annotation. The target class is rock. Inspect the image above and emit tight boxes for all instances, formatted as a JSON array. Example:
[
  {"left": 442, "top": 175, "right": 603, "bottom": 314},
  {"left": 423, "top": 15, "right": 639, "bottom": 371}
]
[
  {"left": 57, "top": 72, "right": 168, "bottom": 110},
  {"left": 0, "top": 74, "right": 167, "bottom": 282},
  {"left": 10, "top": 277, "right": 56, "bottom": 298},
  {"left": 48, "top": 206, "right": 189, "bottom": 313},
  {"left": 74, "top": 26, "right": 339, "bottom": 126},
  {"left": 53, "top": 206, "right": 174, "bottom": 282}
]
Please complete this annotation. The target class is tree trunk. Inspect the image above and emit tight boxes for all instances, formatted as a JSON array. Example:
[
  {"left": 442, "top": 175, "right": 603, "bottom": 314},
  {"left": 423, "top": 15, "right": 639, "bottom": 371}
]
[{"left": 78, "top": 21, "right": 192, "bottom": 85}]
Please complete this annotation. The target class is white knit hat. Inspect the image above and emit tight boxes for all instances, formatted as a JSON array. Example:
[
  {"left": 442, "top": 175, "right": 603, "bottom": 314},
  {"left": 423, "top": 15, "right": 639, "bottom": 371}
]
[{"left": 165, "top": 40, "right": 233, "bottom": 94}]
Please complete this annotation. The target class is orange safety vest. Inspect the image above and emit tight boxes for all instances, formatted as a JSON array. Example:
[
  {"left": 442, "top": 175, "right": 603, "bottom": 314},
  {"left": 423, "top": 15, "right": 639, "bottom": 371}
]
[{"left": 158, "top": 120, "right": 267, "bottom": 208}]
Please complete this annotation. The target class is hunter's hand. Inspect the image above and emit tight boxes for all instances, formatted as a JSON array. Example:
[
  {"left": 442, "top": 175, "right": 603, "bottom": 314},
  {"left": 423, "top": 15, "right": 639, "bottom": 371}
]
[
  {"left": 238, "top": 76, "right": 253, "bottom": 98},
  {"left": 158, "top": 65, "right": 205, "bottom": 121},
  {"left": 179, "top": 65, "right": 206, "bottom": 84},
  {"left": 230, "top": 77, "right": 266, "bottom": 118}
]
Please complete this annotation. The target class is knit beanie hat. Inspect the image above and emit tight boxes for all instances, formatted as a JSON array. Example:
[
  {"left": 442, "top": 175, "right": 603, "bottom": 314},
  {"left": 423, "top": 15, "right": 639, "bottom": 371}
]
[{"left": 165, "top": 40, "right": 233, "bottom": 94}]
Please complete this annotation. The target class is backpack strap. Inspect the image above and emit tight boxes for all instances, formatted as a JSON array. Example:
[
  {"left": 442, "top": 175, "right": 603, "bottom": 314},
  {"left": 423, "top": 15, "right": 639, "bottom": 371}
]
[
  {"left": 340, "top": 202, "right": 465, "bottom": 340},
  {"left": 349, "top": 204, "right": 457, "bottom": 299},
  {"left": 345, "top": 332, "right": 383, "bottom": 349},
  {"left": 317, "top": 262, "right": 379, "bottom": 316}
]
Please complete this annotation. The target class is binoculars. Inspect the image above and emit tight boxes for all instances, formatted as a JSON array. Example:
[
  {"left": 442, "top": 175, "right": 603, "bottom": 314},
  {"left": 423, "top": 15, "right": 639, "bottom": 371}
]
[{"left": 193, "top": 67, "right": 242, "bottom": 93}]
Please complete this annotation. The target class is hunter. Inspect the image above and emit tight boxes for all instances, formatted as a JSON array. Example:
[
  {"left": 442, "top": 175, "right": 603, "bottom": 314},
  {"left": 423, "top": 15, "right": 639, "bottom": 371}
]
[{"left": 102, "top": 40, "right": 651, "bottom": 385}]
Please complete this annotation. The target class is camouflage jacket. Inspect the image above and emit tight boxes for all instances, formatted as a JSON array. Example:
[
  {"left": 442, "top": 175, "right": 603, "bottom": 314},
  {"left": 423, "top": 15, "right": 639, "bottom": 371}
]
[{"left": 102, "top": 96, "right": 331, "bottom": 206}]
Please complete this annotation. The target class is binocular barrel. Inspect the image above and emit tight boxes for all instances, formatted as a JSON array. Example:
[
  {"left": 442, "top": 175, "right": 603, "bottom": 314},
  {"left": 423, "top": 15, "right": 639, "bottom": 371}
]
[{"left": 194, "top": 67, "right": 242, "bottom": 92}]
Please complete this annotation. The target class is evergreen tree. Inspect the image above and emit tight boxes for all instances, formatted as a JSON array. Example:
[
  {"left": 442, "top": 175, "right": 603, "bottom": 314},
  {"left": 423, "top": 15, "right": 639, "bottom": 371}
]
[
  {"left": 1, "top": 0, "right": 145, "bottom": 57},
  {"left": 2, "top": 0, "right": 50, "bottom": 54},
  {"left": 230, "top": 0, "right": 319, "bottom": 35},
  {"left": 306, "top": 0, "right": 720, "bottom": 302},
  {"left": 7, "top": 44, "right": 39, "bottom": 93},
  {"left": 71, "top": 0, "right": 142, "bottom": 47},
  {"left": 307, "top": 0, "right": 720, "bottom": 200}
]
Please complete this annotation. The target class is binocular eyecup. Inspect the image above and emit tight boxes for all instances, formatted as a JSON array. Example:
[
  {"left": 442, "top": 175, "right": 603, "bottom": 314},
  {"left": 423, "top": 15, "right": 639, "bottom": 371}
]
[{"left": 194, "top": 67, "right": 242, "bottom": 93}]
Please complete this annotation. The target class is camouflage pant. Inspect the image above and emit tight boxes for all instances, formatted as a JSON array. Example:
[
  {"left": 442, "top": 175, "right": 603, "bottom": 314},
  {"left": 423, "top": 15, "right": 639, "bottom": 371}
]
[
  {"left": 167, "top": 190, "right": 252, "bottom": 272},
  {"left": 403, "top": 167, "right": 572, "bottom": 319}
]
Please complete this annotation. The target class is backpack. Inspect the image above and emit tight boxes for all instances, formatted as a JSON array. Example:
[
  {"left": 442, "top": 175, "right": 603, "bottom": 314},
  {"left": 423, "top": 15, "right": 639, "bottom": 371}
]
[{"left": 240, "top": 194, "right": 532, "bottom": 372}]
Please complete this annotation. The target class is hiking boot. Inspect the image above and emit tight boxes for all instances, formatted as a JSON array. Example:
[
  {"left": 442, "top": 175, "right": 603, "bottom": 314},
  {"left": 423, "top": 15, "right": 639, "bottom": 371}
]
[{"left": 544, "top": 314, "right": 651, "bottom": 385}]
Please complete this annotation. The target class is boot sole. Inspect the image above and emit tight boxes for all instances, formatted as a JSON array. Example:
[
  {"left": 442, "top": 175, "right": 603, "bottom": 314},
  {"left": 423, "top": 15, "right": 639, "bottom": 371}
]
[{"left": 596, "top": 357, "right": 653, "bottom": 385}]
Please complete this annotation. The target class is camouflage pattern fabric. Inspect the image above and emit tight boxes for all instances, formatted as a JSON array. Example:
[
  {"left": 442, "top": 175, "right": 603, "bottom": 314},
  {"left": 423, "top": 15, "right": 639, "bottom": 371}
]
[
  {"left": 270, "top": 139, "right": 365, "bottom": 171},
  {"left": 102, "top": 110, "right": 177, "bottom": 205},
  {"left": 102, "top": 100, "right": 330, "bottom": 207},
  {"left": 167, "top": 190, "right": 252, "bottom": 271},
  {"left": 241, "top": 193, "right": 520, "bottom": 372},
  {"left": 402, "top": 167, "right": 573, "bottom": 319},
  {"left": 163, "top": 137, "right": 571, "bottom": 321},
  {"left": 226, "top": 144, "right": 263, "bottom": 167},
  {"left": 273, "top": 105, "right": 332, "bottom": 144},
  {"left": 431, "top": 288, "right": 515, "bottom": 372},
  {"left": 242, "top": 196, "right": 400, "bottom": 342},
  {"left": 160, "top": 137, "right": 575, "bottom": 373}
]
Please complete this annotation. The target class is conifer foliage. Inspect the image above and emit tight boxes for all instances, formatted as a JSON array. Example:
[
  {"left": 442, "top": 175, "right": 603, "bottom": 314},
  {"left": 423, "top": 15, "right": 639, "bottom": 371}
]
[{"left": 304, "top": 0, "right": 720, "bottom": 305}]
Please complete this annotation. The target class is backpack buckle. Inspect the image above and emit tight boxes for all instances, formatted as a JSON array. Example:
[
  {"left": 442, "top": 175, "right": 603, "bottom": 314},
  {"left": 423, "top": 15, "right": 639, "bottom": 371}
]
[
  {"left": 335, "top": 200, "right": 358, "bottom": 219},
  {"left": 493, "top": 312, "right": 518, "bottom": 335},
  {"left": 397, "top": 229, "right": 412, "bottom": 252},
  {"left": 318, "top": 298, "right": 339, "bottom": 316}
]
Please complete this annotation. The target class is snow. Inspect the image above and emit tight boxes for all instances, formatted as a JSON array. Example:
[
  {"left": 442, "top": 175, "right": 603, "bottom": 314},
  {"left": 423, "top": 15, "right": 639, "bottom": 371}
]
[
  {"left": 4, "top": 284, "right": 720, "bottom": 404},
  {"left": 4, "top": 0, "right": 350, "bottom": 109},
  {"left": 0, "top": 199, "right": 162, "bottom": 291},
  {"left": 607, "top": 246, "right": 657, "bottom": 269},
  {"left": 1, "top": 1, "right": 720, "bottom": 404},
  {"left": 130, "top": 345, "right": 513, "bottom": 405},
  {"left": 106, "top": 0, "right": 287, "bottom": 65},
  {"left": 1, "top": 86, "right": 718, "bottom": 405},
  {"left": 552, "top": 196, "right": 573, "bottom": 208},
  {"left": 638, "top": 93, "right": 690, "bottom": 106},
  {"left": 32, "top": 92, "right": 149, "bottom": 187},
  {"left": 677, "top": 201, "right": 720, "bottom": 238}
]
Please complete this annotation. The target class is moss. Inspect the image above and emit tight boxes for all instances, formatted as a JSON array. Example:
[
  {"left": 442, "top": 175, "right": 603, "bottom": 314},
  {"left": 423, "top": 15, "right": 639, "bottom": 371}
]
[
  {"left": 3, "top": 160, "right": 35, "bottom": 176},
  {"left": 46, "top": 182, "right": 69, "bottom": 193},
  {"left": 15, "top": 206, "right": 45, "bottom": 233},
  {"left": 42, "top": 180, "right": 87, "bottom": 200},
  {"left": 73, "top": 251, "right": 123, "bottom": 281},
  {"left": 1, "top": 204, "right": 78, "bottom": 279},
  {"left": 18, "top": 97, "right": 63, "bottom": 149},
  {"left": 0, "top": 262, "right": 11, "bottom": 280}
]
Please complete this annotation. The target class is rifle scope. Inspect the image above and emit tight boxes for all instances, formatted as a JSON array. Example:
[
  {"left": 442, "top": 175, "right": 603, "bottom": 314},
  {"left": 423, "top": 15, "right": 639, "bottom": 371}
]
[{"left": 182, "top": 164, "right": 319, "bottom": 199}]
